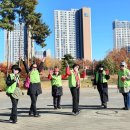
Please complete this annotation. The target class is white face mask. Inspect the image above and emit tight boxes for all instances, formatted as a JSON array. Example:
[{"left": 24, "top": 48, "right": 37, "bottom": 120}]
[
  {"left": 14, "top": 69, "right": 19, "bottom": 74},
  {"left": 99, "top": 67, "right": 103, "bottom": 71},
  {"left": 55, "top": 71, "right": 59, "bottom": 75},
  {"left": 74, "top": 67, "right": 79, "bottom": 72}
]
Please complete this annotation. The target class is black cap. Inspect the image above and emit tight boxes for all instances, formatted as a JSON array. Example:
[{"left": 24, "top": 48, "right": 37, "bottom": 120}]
[
  {"left": 11, "top": 65, "right": 21, "bottom": 72},
  {"left": 72, "top": 64, "right": 80, "bottom": 69}
]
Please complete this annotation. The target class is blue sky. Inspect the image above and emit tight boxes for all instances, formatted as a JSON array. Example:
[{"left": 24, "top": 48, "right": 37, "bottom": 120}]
[{"left": 0, "top": 0, "right": 130, "bottom": 62}]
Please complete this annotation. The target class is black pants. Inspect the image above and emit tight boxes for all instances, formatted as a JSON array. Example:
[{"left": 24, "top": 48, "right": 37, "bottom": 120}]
[
  {"left": 10, "top": 95, "right": 18, "bottom": 121},
  {"left": 30, "top": 94, "right": 38, "bottom": 115},
  {"left": 70, "top": 87, "right": 80, "bottom": 113},
  {"left": 97, "top": 84, "right": 108, "bottom": 105},
  {"left": 53, "top": 96, "right": 61, "bottom": 108}
]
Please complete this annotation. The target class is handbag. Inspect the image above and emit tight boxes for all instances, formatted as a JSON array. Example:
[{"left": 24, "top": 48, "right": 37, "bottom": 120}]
[
  {"left": 12, "top": 87, "right": 23, "bottom": 99},
  {"left": 24, "top": 76, "right": 30, "bottom": 89}
]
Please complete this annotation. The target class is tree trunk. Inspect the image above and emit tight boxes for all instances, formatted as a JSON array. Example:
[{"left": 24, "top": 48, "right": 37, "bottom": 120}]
[
  {"left": 27, "top": 29, "right": 29, "bottom": 66},
  {"left": 31, "top": 38, "right": 33, "bottom": 63},
  {"left": 6, "top": 31, "right": 10, "bottom": 77},
  {"left": 19, "top": 23, "right": 22, "bottom": 67}
]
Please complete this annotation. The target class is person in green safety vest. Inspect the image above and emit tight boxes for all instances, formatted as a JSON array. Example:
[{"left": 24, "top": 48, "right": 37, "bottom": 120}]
[
  {"left": 94, "top": 64, "right": 110, "bottom": 108},
  {"left": 6, "top": 65, "right": 21, "bottom": 123},
  {"left": 118, "top": 61, "right": 130, "bottom": 110},
  {"left": 66, "top": 63, "right": 86, "bottom": 116},
  {"left": 48, "top": 67, "right": 67, "bottom": 109},
  {"left": 22, "top": 58, "right": 45, "bottom": 117}
]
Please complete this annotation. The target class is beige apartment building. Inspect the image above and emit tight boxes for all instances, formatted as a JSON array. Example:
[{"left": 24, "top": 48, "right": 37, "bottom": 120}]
[{"left": 54, "top": 7, "right": 92, "bottom": 61}]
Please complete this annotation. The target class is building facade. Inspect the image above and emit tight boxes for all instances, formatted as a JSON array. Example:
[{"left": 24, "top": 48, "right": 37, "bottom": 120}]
[
  {"left": 113, "top": 20, "right": 130, "bottom": 52},
  {"left": 35, "top": 49, "right": 51, "bottom": 59},
  {"left": 54, "top": 7, "right": 92, "bottom": 61},
  {"left": 4, "top": 23, "right": 33, "bottom": 63}
]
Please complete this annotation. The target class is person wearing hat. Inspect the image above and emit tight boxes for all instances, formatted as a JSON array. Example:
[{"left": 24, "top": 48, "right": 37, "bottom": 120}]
[
  {"left": 118, "top": 61, "right": 130, "bottom": 110},
  {"left": 6, "top": 65, "right": 21, "bottom": 123},
  {"left": 94, "top": 64, "right": 110, "bottom": 108},
  {"left": 66, "top": 63, "right": 86, "bottom": 116},
  {"left": 22, "top": 58, "right": 45, "bottom": 117},
  {"left": 48, "top": 66, "right": 67, "bottom": 109}
]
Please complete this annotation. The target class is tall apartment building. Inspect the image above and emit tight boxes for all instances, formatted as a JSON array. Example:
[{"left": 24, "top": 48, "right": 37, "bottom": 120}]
[
  {"left": 54, "top": 7, "right": 92, "bottom": 61},
  {"left": 35, "top": 49, "right": 51, "bottom": 59},
  {"left": 4, "top": 23, "right": 34, "bottom": 63},
  {"left": 113, "top": 20, "right": 130, "bottom": 52}
]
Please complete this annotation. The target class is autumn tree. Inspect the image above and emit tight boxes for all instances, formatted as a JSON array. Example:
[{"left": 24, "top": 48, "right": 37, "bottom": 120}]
[{"left": 95, "top": 48, "right": 130, "bottom": 75}]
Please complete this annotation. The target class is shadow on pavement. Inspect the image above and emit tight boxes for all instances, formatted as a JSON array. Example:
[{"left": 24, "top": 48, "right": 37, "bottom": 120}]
[
  {"left": 39, "top": 111, "right": 73, "bottom": 116},
  {"left": 0, "top": 113, "right": 10, "bottom": 117},
  {"left": 0, "top": 106, "right": 123, "bottom": 119},
  {"left": 16, "top": 110, "right": 72, "bottom": 116},
  {"left": 0, "top": 119, "right": 10, "bottom": 123}
]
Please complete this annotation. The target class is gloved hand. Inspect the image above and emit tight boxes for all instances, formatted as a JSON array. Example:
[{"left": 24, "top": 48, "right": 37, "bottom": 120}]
[
  {"left": 105, "top": 69, "right": 109, "bottom": 75},
  {"left": 121, "top": 76, "right": 126, "bottom": 82}
]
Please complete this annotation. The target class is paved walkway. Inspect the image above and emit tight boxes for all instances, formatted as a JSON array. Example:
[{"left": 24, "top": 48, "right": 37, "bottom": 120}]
[{"left": 0, "top": 86, "right": 130, "bottom": 130}]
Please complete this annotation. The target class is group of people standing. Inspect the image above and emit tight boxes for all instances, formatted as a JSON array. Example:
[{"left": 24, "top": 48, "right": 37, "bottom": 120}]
[
  {"left": 5, "top": 58, "right": 86, "bottom": 123},
  {"left": 93, "top": 61, "right": 130, "bottom": 110},
  {"left": 48, "top": 63, "right": 86, "bottom": 115},
  {"left": 5, "top": 58, "right": 130, "bottom": 124},
  {"left": 6, "top": 58, "right": 45, "bottom": 123}
]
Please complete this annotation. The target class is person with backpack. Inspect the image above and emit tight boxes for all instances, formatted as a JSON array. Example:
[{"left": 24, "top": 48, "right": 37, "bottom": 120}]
[{"left": 6, "top": 65, "right": 21, "bottom": 123}]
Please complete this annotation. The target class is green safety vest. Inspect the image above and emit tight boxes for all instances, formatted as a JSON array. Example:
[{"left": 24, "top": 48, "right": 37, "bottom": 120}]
[
  {"left": 68, "top": 70, "right": 80, "bottom": 88},
  {"left": 51, "top": 75, "right": 62, "bottom": 87},
  {"left": 30, "top": 70, "right": 40, "bottom": 83},
  {"left": 6, "top": 73, "right": 18, "bottom": 94},
  {"left": 96, "top": 71, "right": 107, "bottom": 83},
  {"left": 118, "top": 68, "right": 130, "bottom": 88}
]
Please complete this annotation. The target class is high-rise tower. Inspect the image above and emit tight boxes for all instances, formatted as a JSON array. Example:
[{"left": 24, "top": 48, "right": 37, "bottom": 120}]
[{"left": 54, "top": 7, "right": 92, "bottom": 61}]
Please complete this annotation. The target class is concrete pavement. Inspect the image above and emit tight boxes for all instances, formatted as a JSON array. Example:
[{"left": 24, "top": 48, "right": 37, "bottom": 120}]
[{"left": 0, "top": 86, "right": 130, "bottom": 130}]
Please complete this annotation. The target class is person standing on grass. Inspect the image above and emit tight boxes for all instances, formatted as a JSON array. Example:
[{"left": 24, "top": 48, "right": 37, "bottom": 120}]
[
  {"left": 118, "top": 61, "right": 130, "bottom": 110},
  {"left": 22, "top": 58, "right": 45, "bottom": 117},
  {"left": 6, "top": 65, "right": 21, "bottom": 123},
  {"left": 66, "top": 63, "right": 86, "bottom": 116},
  {"left": 48, "top": 66, "right": 67, "bottom": 109},
  {"left": 93, "top": 64, "right": 110, "bottom": 109}
]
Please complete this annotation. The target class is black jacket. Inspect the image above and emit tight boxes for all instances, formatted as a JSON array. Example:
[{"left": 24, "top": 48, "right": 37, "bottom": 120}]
[{"left": 23, "top": 61, "right": 44, "bottom": 95}]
